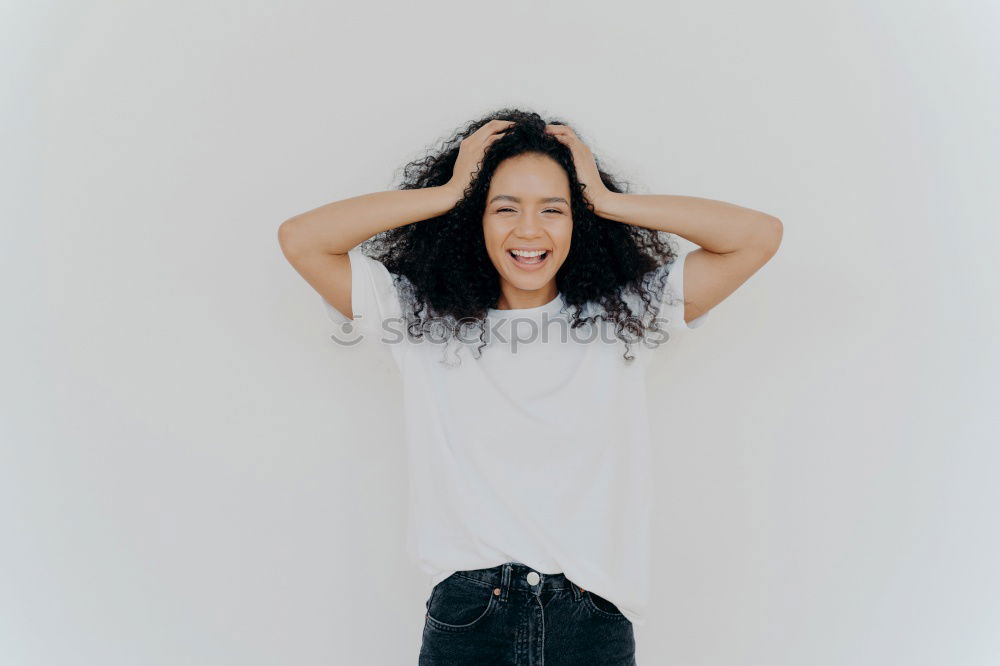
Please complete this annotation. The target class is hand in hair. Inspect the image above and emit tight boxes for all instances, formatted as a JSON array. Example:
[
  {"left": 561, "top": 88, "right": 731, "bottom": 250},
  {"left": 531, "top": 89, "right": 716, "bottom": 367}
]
[
  {"left": 544, "top": 124, "right": 611, "bottom": 210},
  {"left": 446, "top": 119, "right": 516, "bottom": 199}
]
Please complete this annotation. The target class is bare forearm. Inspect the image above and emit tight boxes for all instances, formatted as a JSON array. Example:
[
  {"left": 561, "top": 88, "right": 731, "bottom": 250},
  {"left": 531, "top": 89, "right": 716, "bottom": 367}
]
[
  {"left": 594, "top": 192, "right": 781, "bottom": 254},
  {"left": 279, "top": 185, "right": 461, "bottom": 256}
]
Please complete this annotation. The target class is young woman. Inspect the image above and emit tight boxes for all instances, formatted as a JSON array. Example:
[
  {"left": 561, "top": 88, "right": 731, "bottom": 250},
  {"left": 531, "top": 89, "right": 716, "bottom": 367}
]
[{"left": 278, "top": 109, "right": 782, "bottom": 665}]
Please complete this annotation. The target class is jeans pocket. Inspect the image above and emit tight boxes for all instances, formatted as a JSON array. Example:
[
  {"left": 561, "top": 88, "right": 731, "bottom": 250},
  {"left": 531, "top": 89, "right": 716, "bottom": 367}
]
[
  {"left": 424, "top": 574, "right": 498, "bottom": 632},
  {"left": 583, "top": 589, "right": 629, "bottom": 620}
]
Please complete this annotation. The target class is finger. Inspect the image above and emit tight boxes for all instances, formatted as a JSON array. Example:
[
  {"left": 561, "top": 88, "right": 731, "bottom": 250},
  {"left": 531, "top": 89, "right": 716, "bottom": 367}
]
[{"left": 474, "top": 121, "right": 512, "bottom": 140}]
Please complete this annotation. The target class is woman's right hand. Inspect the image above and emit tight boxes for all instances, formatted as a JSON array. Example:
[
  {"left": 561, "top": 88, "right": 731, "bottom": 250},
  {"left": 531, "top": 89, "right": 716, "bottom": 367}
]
[{"left": 445, "top": 120, "right": 515, "bottom": 199}]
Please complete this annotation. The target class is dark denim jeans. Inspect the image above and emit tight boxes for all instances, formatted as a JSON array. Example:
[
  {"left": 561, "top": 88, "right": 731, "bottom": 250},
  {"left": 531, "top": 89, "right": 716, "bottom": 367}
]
[{"left": 419, "top": 561, "right": 636, "bottom": 665}]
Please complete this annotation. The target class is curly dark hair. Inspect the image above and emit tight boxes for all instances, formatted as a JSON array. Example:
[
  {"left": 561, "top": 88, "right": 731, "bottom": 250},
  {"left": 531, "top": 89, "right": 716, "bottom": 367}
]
[{"left": 360, "top": 107, "right": 682, "bottom": 365}]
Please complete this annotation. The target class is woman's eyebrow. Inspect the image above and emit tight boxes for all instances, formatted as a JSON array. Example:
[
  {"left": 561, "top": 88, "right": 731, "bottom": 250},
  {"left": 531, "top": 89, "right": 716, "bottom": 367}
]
[{"left": 488, "top": 195, "right": 569, "bottom": 205}]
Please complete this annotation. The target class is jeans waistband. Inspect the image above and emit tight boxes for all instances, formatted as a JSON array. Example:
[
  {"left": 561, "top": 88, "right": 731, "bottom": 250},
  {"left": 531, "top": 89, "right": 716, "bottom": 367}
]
[{"left": 452, "top": 561, "right": 587, "bottom": 602}]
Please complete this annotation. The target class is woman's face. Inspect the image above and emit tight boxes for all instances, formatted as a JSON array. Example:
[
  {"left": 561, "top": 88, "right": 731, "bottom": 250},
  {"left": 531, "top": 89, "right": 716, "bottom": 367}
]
[{"left": 482, "top": 153, "right": 573, "bottom": 306}]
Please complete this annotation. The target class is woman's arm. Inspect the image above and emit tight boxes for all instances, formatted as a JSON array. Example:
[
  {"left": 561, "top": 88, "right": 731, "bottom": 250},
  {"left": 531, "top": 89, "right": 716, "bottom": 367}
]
[
  {"left": 592, "top": 192, "right": 781, "bottom": 256},
  {"left": 544, "top": 123, "right": 783, "bottom": 326},
  {"left": 278, "top": 185, "right": 461, "bottom": 258},
  {"left": 277, "top": 185, "right": 460, "bottom": 320},
  {"left": 278, "top": 120, "right": 515, "bottom": 320},
  {"left": 592, "top": 192, "right": 782, "bottom": 324}
]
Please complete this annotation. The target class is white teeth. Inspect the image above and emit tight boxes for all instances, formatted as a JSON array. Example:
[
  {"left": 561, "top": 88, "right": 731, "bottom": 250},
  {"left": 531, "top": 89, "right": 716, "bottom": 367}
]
[{"left": 510, "top": 249, "right": 547, "bottom": 257}]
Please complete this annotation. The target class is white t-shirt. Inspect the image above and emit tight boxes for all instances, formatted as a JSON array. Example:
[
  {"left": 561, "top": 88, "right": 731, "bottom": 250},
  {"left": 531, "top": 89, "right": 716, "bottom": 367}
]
[{"left": 323, "top": 246, "right": 709, "bottom": 629}]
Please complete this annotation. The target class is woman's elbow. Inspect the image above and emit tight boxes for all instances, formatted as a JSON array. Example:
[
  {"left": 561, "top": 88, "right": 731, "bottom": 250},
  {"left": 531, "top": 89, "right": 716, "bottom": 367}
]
[
  {"left": 278, "top": 217, "right": 307, "bottom": 258},
  {"left": 759, "top": 216, "right": 783, "bottom": 255}
]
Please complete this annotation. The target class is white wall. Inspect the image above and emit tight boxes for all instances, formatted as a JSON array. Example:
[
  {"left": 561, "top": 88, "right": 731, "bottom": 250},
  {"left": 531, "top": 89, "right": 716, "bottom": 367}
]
[{"left": 3, "top": 1, "right": 997, "bottom": 664}]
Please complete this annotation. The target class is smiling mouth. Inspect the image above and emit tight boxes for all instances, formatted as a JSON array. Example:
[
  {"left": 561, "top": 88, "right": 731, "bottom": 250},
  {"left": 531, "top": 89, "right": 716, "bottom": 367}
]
[{"left": 507, "top": 249, "right": 550, "bottom": 266}]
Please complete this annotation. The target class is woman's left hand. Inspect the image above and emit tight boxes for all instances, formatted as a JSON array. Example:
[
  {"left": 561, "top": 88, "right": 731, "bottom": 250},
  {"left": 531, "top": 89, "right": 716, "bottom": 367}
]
[{"left": 545, "top": 124, "right": 612, "bottom": 210}]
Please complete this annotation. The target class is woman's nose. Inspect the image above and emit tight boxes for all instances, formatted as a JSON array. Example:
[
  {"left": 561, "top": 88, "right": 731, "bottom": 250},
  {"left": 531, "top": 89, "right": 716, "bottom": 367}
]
[{"left": 514, "top": 215, "right": 544, "bottom": 235}]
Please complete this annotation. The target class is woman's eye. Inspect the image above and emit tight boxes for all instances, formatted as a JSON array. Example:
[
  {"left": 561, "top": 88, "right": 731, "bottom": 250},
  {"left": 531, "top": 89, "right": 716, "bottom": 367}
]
[{"left": 496, "top": 208, "right": 562, "bottom": 214}]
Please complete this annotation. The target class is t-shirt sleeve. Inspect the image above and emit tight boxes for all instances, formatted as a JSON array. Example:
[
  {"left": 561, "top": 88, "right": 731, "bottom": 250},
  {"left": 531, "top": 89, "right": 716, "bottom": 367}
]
[
  {"left": 322, "top": 246, "right": 406, "bottom": 348},
  {"left": 652, "top": 248, "right": 710, "bottom": 332}
]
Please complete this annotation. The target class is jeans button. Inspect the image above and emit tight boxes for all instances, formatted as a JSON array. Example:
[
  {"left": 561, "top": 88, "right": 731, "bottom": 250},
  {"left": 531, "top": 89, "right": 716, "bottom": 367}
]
[{"left": 526, "top": 571, "right": 540, "bottom": 585}]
